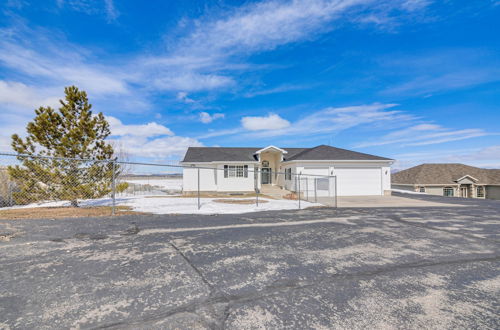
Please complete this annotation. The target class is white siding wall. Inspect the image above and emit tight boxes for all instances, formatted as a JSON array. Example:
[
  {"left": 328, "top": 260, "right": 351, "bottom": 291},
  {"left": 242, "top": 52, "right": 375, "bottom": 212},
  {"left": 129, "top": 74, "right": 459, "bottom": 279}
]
[
  {"left": 382, "top": 166, "right": 391, "bottom": 193},
  {"left": 282, "top": 164, "right": 297, "bottom": 191},
  {"left": 215, "top": 164, "right": 256, "bottom": 192},
  {"left": 184, "top": 160, "right": 392, "bottom": 196},
  {"left": 182, "top": 165, "right": 217, "bottom": 192}
]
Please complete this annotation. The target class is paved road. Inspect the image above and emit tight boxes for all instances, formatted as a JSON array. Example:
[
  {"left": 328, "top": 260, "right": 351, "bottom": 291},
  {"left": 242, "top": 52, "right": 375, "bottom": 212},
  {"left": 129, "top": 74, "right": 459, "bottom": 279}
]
[{"left": 0, "top": 194, "right": 499, "bottom": 329}]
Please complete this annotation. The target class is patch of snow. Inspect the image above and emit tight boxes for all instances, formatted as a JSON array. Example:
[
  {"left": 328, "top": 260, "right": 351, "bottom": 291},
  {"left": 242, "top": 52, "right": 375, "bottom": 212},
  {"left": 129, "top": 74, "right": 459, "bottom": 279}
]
[
  {"left": 121, "top": 196, "right": 320, "bottom": 214},
  {"left": 1, "top": 196, "right": 321, "bottom": 214}
]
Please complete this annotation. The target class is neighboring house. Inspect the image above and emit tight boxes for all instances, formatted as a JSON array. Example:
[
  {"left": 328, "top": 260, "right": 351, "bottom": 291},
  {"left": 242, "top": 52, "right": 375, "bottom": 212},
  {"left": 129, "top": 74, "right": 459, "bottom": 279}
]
[
  {"left": 180, "top": 145, "right": 393, "bottom": 196},
  {"left": 392, "top": 163, "right": 500, "bottom": 200}
]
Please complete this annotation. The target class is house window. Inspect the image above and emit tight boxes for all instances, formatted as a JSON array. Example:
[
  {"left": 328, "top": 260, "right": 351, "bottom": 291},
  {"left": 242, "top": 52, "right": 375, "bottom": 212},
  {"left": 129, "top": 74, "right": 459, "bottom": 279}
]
[
  {"left": 224, "top": 165, "right": 248, "bottom": 178},
  {"left": 262, "top": 160, "right": 270, "bottom": 167},
  {"left": 443, "top": 187, "right": 454, "bottom": 197},
  {"left": 477, "top": 186, "right": 485, "bottom": 198},
  {"left": 419, "top": 187, "right": 426, "bottom": 193},
  {"left": 285, "top": 168, "right": 292, "bottom": 181}
]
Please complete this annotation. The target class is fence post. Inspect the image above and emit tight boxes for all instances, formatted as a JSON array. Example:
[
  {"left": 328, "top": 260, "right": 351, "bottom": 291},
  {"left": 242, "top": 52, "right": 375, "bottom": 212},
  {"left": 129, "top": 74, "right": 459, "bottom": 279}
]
[
  {"left": 298, "top": 173, "right": 301, "bottom": 209},
  {"left": 8, "top": 182, "right": 13, "bottom": 207},
  {"left": 112, "top": 159, "right": 116, "bottom": 215},
  {"left": 334, "top": 176, "right": 338, "bottom": 208},
  {"left": 197, "top": 167, "right": 201, "bottom": 210},
  {"left": 305, "top": 177, "right": 308, "bottom": 201},
  {"left": 314, "top": 178, "right": 317, "bottom": 203}
]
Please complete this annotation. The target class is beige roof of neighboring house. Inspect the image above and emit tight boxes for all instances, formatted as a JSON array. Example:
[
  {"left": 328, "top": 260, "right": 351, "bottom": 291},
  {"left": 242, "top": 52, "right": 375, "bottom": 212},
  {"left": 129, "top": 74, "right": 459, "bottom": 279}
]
[{"left": 393, "top": 164, "right": 500, "bottom": 185}]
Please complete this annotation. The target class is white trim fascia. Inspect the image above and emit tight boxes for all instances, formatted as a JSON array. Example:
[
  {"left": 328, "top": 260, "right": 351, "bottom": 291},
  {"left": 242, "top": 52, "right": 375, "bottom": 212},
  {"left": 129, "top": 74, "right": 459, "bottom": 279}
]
[
  {"left": 455, "top": 175, "right": 479, "bottom": 182},
  {"left": 254, "top": 145, "right": 288, "bottom": 154},
  {"left": 180, "top": 161, "right": 259, "bottom": 165}
]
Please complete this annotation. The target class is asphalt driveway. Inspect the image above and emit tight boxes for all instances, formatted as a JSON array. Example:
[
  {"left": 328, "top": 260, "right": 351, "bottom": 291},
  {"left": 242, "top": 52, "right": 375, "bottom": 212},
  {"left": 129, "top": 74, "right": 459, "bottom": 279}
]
[{"left": 0, "top": 194, "right": 499, "bottom": 329}]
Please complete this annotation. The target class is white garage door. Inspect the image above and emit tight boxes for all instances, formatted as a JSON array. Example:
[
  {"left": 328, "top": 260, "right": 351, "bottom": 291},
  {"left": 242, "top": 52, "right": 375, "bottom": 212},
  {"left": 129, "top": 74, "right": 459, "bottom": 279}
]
[
  {"left": 335, "top": 167, "right": 382, "bottom": 196},
  {"left": 301, "top": 167, "right": 331, "bottom": 197}
]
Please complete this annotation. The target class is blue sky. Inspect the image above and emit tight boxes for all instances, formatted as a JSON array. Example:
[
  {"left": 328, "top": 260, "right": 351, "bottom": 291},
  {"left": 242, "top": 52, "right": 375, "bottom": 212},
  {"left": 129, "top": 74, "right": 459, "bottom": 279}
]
[{"left": 0, "top": 0, "right": 499, "bottom": 169}]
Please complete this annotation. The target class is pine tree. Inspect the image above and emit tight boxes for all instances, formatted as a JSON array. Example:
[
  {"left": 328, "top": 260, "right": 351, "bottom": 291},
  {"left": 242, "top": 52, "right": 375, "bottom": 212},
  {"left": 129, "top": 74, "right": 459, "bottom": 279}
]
[{"left": 8, "top": 86, "right": 121, "bottom": 206}]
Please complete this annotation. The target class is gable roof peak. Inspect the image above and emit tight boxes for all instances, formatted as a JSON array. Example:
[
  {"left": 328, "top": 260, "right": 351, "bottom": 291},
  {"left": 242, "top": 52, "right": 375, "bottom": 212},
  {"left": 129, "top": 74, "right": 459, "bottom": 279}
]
[{"left": 254, "top": 145, "right": 288, "bottom": 154}]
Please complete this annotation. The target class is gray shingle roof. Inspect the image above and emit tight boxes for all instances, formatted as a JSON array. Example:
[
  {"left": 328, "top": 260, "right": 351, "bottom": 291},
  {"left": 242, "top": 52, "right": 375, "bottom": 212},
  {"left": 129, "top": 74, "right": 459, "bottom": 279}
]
[
  {"left": 182, "top": 145, "right": 391, "bottom": 162},
  {"left": 285, "top": 145, "right": 392, "bottom": 161},
  {"left": 392, "top": 164, "right": 500, "bottom": 185}
]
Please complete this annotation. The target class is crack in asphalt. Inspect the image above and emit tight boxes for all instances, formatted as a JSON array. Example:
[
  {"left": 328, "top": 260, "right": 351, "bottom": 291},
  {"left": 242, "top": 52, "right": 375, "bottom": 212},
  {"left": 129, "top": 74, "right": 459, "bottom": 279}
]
[
  {"left": 168, "top": 242, "right": 217, "bottom": 294},
  {"left": 94, "top": 253, "right": 500, "bottom": 329}
]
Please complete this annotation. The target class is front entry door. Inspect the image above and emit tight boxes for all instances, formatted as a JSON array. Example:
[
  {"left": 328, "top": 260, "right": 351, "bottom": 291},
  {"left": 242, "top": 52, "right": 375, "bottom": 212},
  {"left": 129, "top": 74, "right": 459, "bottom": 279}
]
[
  {"left": 460, "top": 186, "right": 468, "bottom": 198},
  {"left": 261, "top": 168, "right": 271, "bottom": 184}
]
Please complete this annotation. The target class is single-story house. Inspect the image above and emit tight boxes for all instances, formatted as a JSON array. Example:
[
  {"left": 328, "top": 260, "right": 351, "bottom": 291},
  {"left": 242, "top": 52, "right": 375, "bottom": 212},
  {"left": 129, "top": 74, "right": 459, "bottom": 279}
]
[
  {"left": 392, "top": 163, "right": 500, "bottom": 200},
  {"left": 180, "top": 145, "right": 393, "bottom": 196}
]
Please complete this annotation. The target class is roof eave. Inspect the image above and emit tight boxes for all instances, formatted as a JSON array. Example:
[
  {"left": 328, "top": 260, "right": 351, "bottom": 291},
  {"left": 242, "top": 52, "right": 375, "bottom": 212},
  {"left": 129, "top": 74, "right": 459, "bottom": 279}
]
[{"left": 283, "top": 159, "right": 394, "bottom": 163}]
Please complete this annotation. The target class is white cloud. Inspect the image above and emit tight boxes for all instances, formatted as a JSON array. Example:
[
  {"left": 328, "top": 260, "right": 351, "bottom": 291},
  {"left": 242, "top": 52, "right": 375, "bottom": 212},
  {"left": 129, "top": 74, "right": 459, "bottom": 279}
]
[
  {"left": 197, "top": 103, "right": 414, "bottom": 140},
  {"left": 105, "top": 116, "right": 203, "bottom": 160},
  {"left": 109, "top": 135, "right": 203, "bottom": 159},
  {"left": 138, "top": 0, "right": 433, "bottom": 93},
  {"left": 0, "top": 0, "right": 434, "bottom": 103},
  {"left": 56, "top": 0, "right": 120, "bottom": 23},
  {"left": 178, "top": 0, "right": 430, "bottom": 57},
  {"left": 356, "top": 124, "right": 489, "bottom": 148},
  {"left": 0, "top": 51, "right": 128, "bottom": 95},
  {"left": 152, "top": 73, "right": 234, "bottom": 92},
  {"left": 104, "top": 0, "right": 120, "bottom": 22},
  {"left": 241, "top": 113, "right": 291, "bottom": 131},
  {"left": 0, "top": 25, "right": 131, "bottom": 97},
  {"left": 107, "top": 116, "right": 173, "bottom": 138},
  {"left": 176, "top": 92, "right": 195, "bottom": 103},
  {"left": 243, "top": 84, "right": 312, "bottom": 98},
  {"left": 0, "top": 135, "right": 12, "bottom": 152},
  {"left": 197, "top": 128, "right": 243, "bottom": 139},
  {"left": 0, "top": 80, "right": 60, "bottom": 110},
  {"left": 246, "top": 103, "right": 413, "bottom": 138},
  {"left": 199, "top": 112, "right": 225, "bottom": 124},
  {"left": 380, "top": 49, "right": 500, "bottom": 96}
]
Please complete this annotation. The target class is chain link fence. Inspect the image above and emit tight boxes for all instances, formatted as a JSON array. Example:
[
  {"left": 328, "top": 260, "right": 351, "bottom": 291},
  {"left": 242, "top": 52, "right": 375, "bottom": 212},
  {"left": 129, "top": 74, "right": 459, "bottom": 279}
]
[{"left": 0, "top": 153, "right": 336, "bottom": 218}]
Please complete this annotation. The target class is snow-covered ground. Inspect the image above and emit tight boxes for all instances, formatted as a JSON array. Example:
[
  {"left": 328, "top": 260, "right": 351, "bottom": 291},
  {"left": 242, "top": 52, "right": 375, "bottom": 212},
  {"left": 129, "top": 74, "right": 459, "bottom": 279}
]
[
  {"left": 2, "top": 195, "right": 321, "bottom": 214},
  {"left": 123, "top": 178, "right": 183, "bottom": 191}
]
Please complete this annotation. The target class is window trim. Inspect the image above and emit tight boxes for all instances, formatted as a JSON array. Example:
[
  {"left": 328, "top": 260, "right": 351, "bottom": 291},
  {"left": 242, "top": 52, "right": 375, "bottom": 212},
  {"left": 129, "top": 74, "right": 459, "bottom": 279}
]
[{"left": 223, "top": 165, "right": 248, "bottom": 178}]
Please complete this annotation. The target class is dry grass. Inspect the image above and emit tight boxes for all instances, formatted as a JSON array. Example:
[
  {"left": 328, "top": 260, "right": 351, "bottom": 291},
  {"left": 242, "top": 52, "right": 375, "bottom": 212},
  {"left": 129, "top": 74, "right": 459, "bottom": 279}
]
[
  {"left": 213, "top": 199, "right": 269, "bottom": 205},
  {"left": 0, "top": 206, "right": 142, "bottom": 220}
]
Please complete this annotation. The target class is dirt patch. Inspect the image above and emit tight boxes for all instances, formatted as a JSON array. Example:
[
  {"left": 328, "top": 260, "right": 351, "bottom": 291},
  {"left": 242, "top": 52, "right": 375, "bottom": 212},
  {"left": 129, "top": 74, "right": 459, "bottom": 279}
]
[
  {"left": 0, "top": 206, "right": 143, "bottom": 220},
  {"left": 283, "top": 193, "right": 299, "bottom": 200},
  {"left": 213, "top": 199, "right": 268, "bottom": 205}
]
